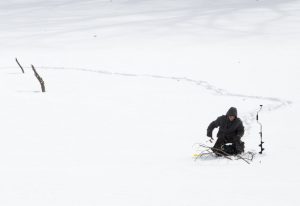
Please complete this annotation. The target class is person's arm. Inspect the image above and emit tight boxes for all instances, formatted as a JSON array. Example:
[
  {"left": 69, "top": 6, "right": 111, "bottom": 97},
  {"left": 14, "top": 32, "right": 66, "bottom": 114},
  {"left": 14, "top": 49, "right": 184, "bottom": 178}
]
[
  {"left": 207, "top": 116, "right": 222, "bottom": 138},
  {"left": 236, "top": 121, "right": 245, "bottom": 139}
]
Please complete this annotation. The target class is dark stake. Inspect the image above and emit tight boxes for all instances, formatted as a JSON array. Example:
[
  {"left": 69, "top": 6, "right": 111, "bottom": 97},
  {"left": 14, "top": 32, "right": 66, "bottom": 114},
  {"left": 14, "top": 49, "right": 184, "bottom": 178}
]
[
  {"left": 256, "top": 105, "right": 264, "bottom": 154},
  {"left": 15, "top": 58, "right": 25, "bottom": 73},
  {"left": 31, "top": 65, "right": 46, "bottom": 92}
]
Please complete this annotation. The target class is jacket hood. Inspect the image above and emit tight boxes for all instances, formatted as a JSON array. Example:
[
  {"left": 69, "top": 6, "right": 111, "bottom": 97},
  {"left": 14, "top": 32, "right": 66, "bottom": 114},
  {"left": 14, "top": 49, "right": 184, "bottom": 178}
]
[{"left": 226, "top": 107, "right": 238, "bottom": 117}]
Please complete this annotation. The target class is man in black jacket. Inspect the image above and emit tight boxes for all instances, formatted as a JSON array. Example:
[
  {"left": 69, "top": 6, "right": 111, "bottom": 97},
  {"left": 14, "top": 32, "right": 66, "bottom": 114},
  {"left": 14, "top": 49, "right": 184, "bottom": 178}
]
[{"left": 207, "top": 107, "right": 245, "bottom": 155}]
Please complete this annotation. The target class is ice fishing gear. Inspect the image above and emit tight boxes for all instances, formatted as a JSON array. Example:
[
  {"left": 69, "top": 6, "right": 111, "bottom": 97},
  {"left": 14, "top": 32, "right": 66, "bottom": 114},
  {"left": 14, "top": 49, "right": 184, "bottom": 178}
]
[
  {"left": 193, "top": 143, "right": 255, "bottom": 164},
  {"left": 256, "top": 105, "right": 264, "bottom": 154}
]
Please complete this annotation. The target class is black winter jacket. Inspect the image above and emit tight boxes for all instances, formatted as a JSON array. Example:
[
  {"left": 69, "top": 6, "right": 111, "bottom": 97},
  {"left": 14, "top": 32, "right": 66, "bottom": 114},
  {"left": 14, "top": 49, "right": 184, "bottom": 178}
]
[{"left": 207, "top": 107, "right": 244, "bottom": 140}]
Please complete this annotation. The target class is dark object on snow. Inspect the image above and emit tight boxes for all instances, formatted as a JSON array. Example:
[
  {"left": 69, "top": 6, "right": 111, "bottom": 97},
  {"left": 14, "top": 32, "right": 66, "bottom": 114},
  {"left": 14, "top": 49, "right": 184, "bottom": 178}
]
[
  {"left": 15, "top": 58, "right": 25, "bottom": 73},
  {"left": 213, "top": 137, "right": 244, "bottom": 156},
  {"left": 256, "top": 105, "right": 264, "bottom": 154},
  {"left": 194, "top": 143, "right": 254, "bottom": 164},
  {"left": 222, "top": 142, "right": 244, "bottom": 155},
  {"left": 207, "top": 107, "right": 245, "bottom": 155},
  {"left": 31, "top": 65, "right": 46, "bottom": 92}
]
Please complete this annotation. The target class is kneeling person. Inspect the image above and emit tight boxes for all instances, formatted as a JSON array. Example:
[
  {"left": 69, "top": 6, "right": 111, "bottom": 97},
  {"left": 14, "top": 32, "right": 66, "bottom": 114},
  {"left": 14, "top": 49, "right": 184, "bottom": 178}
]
[{"left": 207, "top": 107, "right": 245, "bottom": 155}]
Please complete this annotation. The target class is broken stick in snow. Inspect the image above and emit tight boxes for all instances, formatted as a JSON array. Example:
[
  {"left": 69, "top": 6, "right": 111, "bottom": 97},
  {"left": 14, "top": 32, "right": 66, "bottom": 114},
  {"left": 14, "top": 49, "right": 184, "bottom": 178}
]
[
  {"left": 31, "top": 65, "right": 46, "bottom": 92},
  {"left": 15, "top": 58, "right": 25, "bottom": 73}
]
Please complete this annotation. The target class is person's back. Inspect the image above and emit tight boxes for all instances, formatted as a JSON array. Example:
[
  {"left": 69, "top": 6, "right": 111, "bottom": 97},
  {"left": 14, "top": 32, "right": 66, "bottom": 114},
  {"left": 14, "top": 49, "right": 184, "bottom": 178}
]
[{"left": 207, "top": 107, "right": 245, "bottom": 155}]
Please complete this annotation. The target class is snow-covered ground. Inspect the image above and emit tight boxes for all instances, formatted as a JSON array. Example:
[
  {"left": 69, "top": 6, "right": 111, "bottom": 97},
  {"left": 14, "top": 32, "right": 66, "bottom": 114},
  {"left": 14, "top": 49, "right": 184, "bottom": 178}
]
[{"left": 0, "top": 0, "right": 299, "bottom": 205}]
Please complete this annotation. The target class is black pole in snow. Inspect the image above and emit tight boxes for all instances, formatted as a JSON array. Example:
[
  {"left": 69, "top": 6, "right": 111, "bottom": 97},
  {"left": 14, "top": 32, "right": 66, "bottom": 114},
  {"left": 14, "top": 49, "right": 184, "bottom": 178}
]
[{"left": 256, "top": 105, "right": 264, "bottom": 154}]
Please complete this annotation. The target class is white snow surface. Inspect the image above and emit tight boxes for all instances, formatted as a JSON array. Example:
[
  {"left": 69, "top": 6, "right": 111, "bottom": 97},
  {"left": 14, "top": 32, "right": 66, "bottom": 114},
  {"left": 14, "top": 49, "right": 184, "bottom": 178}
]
[{"left": 0, "top": 0, "right": 299, "bottom": 205}]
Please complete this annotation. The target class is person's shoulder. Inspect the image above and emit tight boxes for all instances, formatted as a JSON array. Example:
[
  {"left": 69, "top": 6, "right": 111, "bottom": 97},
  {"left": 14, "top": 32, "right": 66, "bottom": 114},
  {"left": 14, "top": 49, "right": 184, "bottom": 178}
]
[
  {"left": 236, "top": 117, "right": 243, "bottom": 124},
  {"left": 217, "top": 115, "right": 226, "bottom": 121}
]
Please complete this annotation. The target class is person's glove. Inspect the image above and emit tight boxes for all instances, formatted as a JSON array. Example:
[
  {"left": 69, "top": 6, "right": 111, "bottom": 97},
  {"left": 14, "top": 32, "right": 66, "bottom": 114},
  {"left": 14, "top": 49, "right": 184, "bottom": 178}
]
[{"left": 207, "top": 132, "right": 214, "bottom": 143}]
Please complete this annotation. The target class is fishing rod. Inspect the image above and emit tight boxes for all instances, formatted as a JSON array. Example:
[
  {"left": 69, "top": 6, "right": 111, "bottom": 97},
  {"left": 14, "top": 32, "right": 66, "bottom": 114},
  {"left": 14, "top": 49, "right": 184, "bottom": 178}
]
[{"left": 256, "top": 105, "right": 264, "bottom": 154}]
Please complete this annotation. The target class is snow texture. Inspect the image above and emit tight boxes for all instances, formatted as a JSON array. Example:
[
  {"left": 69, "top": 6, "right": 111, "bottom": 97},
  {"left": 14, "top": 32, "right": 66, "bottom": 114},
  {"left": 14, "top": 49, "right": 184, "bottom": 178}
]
[{"left": 0, "top": 0, "right": 299, "bottom": 205}]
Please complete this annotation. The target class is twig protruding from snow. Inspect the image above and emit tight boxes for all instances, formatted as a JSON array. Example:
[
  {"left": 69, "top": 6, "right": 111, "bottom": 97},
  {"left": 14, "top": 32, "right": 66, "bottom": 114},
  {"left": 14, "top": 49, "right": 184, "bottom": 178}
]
[
  {"left": 15, "top": 58, "right": 25, "bottom": 73},
  {"left": 31, "top": 65, "right": 46, "bottom": 93}
]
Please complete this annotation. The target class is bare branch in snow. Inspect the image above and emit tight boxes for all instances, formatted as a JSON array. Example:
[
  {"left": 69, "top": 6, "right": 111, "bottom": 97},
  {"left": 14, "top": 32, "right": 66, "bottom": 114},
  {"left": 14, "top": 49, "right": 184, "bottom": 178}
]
[
  {"left": 31, "top": 65, "right": 46, "bottom": 93},
  {"left": 15, "top": 58, "right": 25, "bottom": 73}
]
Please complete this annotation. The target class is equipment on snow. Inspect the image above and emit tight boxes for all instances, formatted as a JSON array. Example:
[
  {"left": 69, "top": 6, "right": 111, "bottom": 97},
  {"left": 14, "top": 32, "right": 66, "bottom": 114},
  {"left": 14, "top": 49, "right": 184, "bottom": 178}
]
[
  {"left": 193, "top": 143, "right": 255, "bottom": 164},
  {"left": 256, "top": 105, "right": 264, "bottom": 154}
]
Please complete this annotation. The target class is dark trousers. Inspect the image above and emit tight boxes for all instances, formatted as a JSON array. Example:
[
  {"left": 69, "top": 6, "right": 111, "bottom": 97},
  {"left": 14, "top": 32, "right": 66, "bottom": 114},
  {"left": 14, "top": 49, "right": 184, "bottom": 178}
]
[{"left": 212, "top": 136, "right": 244, "bottom": 155}]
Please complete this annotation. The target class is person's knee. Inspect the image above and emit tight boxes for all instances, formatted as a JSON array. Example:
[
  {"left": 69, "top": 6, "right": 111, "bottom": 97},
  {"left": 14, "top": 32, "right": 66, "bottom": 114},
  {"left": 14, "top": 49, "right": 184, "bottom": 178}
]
[
  {"left": 235, "top": 141, "right": 244, "bottom": 154},
  {"left": 222, "top": 144, "right": 236, "bottom": 155}
]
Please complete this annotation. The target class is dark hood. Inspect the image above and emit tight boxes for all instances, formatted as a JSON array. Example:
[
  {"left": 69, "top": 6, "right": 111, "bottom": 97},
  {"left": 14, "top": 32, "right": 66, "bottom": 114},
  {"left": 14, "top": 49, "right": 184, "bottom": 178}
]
[{"left": 226, "top": 107, "right": 237, "bottom": 117}]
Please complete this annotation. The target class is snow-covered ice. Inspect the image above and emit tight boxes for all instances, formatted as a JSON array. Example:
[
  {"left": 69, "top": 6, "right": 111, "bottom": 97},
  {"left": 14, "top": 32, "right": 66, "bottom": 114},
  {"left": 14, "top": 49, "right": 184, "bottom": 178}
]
[{"left": 0, "top": 0, "right": 299, "bottom": 205}]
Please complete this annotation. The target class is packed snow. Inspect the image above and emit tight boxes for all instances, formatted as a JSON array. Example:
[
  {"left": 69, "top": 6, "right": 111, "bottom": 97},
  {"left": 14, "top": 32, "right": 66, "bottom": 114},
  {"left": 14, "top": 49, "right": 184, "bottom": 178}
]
[{"left": 0, "top": 0, "right": 299, "bottom": 205}]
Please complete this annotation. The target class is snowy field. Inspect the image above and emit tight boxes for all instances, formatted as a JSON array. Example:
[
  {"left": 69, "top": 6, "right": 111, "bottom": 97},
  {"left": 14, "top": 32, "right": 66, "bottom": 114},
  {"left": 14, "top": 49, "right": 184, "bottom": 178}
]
[{"left": 0, "top": 0, "right": 300, "bottom": 205}]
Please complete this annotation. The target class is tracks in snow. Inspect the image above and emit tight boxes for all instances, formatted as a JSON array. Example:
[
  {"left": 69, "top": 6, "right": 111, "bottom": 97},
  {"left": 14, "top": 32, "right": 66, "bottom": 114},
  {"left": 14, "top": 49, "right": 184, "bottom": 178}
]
[
  {"left": 1, "top": 65, "right": 291, "bottom": 134},
  {"left": 39, "top": 66, "right": 291, "bottom": 132}
]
